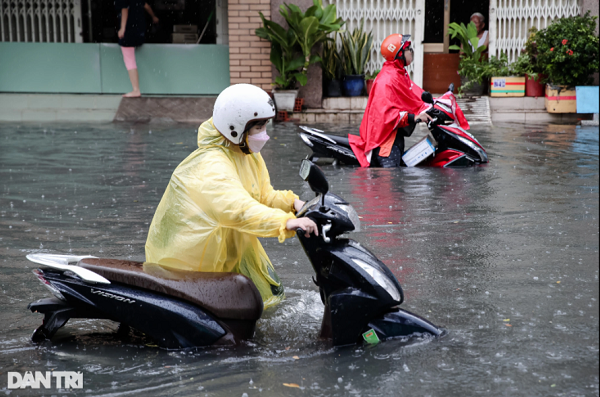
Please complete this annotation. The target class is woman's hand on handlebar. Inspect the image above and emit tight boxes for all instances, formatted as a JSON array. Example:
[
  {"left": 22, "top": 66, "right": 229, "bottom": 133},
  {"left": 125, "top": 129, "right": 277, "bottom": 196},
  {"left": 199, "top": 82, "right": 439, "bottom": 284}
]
[{"left": 287, "top": 218, "right": 319, "bottom": 238}]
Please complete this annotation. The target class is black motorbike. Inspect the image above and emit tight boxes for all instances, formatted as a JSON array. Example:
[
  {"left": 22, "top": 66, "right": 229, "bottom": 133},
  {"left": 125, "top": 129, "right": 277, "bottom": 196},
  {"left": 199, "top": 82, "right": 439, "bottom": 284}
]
[{"left": 27, "top": 160, "right": 444, "bottom": 348}]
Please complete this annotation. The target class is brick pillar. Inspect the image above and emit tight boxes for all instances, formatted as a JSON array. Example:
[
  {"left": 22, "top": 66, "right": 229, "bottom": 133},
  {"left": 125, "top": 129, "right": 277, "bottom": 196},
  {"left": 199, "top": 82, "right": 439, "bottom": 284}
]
[{"left": 228, "top": 0, "right": 273, "bottom": 91}]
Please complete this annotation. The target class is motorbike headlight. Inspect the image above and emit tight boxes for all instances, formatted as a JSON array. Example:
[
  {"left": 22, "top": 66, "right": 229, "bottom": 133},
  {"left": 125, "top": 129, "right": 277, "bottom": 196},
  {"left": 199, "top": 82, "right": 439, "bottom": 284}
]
[
  {"left": 353, "top": 259, "right": 400, "bottom": 302},
  {"left": 338, "top": 204, "right": 361, "bottom": 232}
]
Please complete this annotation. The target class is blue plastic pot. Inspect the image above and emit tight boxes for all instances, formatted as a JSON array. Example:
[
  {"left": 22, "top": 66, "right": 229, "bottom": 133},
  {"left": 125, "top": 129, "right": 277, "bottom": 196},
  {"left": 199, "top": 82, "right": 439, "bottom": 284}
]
[{"left": 342, "top": 75, "right": 365, "bottom": 97}]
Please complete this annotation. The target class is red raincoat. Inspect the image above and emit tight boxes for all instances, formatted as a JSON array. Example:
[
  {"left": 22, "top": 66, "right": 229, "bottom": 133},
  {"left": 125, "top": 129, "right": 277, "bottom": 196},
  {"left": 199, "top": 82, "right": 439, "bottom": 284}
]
[{"left": 349, "top": 59, "right": 430, "bottom": 167}]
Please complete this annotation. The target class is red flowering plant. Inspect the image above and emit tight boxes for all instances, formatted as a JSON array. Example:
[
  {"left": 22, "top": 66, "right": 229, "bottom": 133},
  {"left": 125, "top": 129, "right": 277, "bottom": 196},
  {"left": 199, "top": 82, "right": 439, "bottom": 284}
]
[{"left": 536, "top": 11, "right": 599, "bottom": 87}]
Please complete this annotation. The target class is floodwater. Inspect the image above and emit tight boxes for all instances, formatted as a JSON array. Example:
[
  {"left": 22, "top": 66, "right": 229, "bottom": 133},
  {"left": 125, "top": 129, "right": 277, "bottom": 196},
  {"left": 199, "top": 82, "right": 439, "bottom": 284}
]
[{"left": 0, "top": 120, "right": 598, "bottom": 396}]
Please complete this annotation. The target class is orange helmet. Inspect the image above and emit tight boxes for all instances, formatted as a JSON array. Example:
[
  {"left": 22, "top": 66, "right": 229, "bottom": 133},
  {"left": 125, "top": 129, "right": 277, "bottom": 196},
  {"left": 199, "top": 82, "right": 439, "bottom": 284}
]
[{"left": 381, "top": 34, "right": 412, "bottom": 62}]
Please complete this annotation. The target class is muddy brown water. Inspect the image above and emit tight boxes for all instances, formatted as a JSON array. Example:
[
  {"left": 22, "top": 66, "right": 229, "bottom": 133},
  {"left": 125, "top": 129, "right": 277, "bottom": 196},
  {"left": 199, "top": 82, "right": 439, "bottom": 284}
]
[{"left": 0, "top": 121, "right": 598, "bottom": 396}]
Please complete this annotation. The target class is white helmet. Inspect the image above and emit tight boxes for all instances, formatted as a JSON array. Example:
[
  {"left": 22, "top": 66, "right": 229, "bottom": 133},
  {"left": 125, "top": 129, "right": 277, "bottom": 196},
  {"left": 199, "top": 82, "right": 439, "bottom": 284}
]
[{"left": 213, "top": 84, "right": 276, "bottom": 145}]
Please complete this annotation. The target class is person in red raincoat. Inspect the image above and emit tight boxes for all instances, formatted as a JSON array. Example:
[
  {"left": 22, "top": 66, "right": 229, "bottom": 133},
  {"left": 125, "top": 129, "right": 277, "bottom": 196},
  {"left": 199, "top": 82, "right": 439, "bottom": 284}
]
[{"left": 349, "top": 34, "right": 433, "bottom": 167}]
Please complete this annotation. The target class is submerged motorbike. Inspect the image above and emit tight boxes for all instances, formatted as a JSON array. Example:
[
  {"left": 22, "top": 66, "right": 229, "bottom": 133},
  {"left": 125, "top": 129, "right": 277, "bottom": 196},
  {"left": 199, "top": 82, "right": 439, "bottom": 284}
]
[
  {"left": 26, "top": 160, "right": 444, "bottom": 348},
  {"left": 298, "top": 84, "right": 488, "bottom": 167}
]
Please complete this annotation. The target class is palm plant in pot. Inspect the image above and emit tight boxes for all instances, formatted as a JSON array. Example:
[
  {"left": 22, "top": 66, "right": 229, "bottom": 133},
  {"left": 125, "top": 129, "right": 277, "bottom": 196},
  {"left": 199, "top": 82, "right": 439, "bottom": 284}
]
[
  {"left": 321, "top": 33, "right": 343, "bottom": 97},
  {"left": 256, "top": 0, "right": 344, "bottom": 111},
  {"left": 340, "top": 20, "right": 373, "bottom": 97},
  {"left": 448, "top": 21, "right": 488, "bottom": 96}
]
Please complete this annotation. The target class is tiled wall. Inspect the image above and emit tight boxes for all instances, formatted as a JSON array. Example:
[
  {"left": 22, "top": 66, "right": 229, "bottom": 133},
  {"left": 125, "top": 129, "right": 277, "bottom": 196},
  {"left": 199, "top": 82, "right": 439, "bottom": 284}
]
[{"left": 228, "top": 0, "right": 273, "bottom": 90}]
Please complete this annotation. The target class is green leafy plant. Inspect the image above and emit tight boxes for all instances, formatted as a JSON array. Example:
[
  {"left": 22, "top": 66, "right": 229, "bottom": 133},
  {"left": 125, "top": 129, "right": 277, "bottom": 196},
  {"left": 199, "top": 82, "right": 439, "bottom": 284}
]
[
  {"left": 321, "top": 33, "right": 342, "bottom": 81},
  {"left": 535, "top": 11, "right": 599, "bottom": 87},
  {"left": 487, "top": 53, "right": 512, "bottom": 77},
  {"left": 365, "top": 69, "right": 380, "bottom": 80},
  {"left": 256, "top": 13, "right": 305, "bottom": 89},
  {"left": 520, "top": 27, "right": 545, "bottom": 82},
  {"left": 510, "top": 53, "right": 539, "bottom": 80},
  {"left": 449, "top": 20, "right": 489, "bottom": 95},
  {"left": 458, "top": 52, "right": 515, "bottom": 94},
  {"left": 256, "top": 0, "right": 344, "bottom": 89},
  {"left": 448, "top": 21, "right": 487, "bottom": 61},
  {"left": 341, "top": 20, "right": 374, "bottom": 76},
  {"left": 281, "top": 0, "right": 344, "bottom": 81}
]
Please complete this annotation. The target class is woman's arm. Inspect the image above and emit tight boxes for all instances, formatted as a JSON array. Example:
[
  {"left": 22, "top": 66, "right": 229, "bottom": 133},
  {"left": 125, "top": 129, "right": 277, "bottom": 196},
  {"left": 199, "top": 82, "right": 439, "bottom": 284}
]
[
  {"left": 118, "top": 8, "right": 128, "bottom": 39},
  {"left": 144, "top": 3, "right": 159, "bottom": 24},
  {"left": 256, "top": 156, "right": 300, "bottom": 213}
]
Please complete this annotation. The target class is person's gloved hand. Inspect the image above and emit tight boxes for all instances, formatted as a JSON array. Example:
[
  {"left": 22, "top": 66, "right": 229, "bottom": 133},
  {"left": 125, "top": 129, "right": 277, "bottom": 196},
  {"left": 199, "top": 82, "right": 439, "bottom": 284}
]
[{"left": 286, "top": 218, "right": 319, "bottom": 238}]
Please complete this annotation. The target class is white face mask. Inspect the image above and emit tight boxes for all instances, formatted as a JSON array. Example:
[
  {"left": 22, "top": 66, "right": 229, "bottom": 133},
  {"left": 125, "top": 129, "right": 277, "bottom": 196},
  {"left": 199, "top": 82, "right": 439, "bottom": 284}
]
[{"left": 247, "top": 130, "right": 270, "bottom": 153}]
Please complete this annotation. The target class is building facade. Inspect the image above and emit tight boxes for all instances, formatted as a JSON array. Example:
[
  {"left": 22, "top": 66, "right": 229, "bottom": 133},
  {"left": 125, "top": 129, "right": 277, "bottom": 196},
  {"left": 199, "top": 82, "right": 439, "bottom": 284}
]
[{"left": 0, "top": 0, "right": 597, "bottom": 99}]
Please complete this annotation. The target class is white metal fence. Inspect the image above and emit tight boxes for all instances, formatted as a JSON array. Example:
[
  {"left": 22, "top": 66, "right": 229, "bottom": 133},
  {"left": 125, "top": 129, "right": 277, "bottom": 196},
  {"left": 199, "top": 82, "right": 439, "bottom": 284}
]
[
  {"left": 489, "top": 0, "right": 581, "bottom": 62},
  {"left": 327, "top": 0, "right": 425, "bottom": 86},
  {"left": 1, "top": 0, "right": 83, "bottom": 43}
]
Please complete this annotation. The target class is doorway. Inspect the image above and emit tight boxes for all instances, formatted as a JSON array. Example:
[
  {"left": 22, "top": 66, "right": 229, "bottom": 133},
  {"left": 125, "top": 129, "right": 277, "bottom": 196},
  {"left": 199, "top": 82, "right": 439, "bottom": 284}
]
[{"left": 422, "top": 0, "right": 489, "bottom": 93}]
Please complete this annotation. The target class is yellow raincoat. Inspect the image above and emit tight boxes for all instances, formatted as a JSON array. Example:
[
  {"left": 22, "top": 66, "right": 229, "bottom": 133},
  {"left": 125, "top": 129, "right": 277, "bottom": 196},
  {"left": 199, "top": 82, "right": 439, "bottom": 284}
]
[{"left": 145, "top": 118, "right": 298, "bottom": 308}]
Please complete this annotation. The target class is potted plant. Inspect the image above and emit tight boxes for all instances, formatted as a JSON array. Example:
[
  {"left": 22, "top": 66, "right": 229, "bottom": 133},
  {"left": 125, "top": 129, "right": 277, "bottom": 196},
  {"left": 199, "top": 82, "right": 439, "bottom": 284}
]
[
  {"left": 256, "top": 13, "right": 304, "bottom": 111},
  {"left": 321, "top": 33, "right": 343, "bottom": 97},
  {"left": 518, "top": 27, "right": 547, "bottom": 97},
  {"left": 256, "top": 0, "right": 343, "bottom": 110},
  {"left": 365, "top": 69, "right": 379, "bottom": 96},
  {"left": 340, "top": 20, "right": 373, "bottom": 97},
  {"left": 488, "top": 53, "right": 526, "bottom": 97},
  {"left": 448, "top": 21, "right": 488, "bottom": 96},
  {"left": 536, "top": 12, "right": 599, "bottom": 113}
]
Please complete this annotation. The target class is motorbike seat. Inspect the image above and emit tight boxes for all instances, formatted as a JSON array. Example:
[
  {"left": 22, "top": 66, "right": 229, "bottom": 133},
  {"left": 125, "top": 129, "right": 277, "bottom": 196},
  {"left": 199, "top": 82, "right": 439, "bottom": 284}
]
[
  {"left": 304, "top": 129, "right": 352, "bottom": 149},
  {"left": 78, "top": 258, "right": 263, "bottom": 320},
  {"left": 325, "top": 134, "right": 352, "bottom": 149}
]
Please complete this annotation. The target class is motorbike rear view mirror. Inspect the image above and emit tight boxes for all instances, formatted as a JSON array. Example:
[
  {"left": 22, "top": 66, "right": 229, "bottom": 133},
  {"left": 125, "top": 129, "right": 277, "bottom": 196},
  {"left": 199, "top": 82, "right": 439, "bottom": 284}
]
[
  {"left": 448, "top": 83, "right": 455, "bottom": 93},
  {"left": 299, "top": 159, "right": 329, "bottom": 195},
  {"left": 421, "top": 91, "right": 434, "bottom": 104}
]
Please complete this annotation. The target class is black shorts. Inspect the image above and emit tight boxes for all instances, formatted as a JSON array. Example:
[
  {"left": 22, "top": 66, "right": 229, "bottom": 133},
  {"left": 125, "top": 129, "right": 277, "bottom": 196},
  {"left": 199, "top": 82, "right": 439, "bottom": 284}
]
[{"left": 372, "top": 135, "right": 405, "bottom": 168}]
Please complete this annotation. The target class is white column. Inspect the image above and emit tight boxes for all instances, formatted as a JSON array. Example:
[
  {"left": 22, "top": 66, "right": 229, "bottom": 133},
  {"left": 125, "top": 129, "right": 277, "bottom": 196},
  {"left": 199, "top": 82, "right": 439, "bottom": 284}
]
[
  {"left": 488, "top": 0, "right": 497, "bottom": 58},
  {"left": 73, "top": 0, "right": 82, "bottom": 43},
  {"left": 413, "top": 0, "right": 425, "bottom": 87},
  {"left": 215, "top": 0, "right": 229, "bottom": 45}
]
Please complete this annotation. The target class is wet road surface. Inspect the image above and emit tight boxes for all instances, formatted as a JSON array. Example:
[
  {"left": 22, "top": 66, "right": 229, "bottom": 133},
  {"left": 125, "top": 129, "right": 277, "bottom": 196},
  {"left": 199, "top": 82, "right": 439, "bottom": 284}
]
[{"left": 0, "top": 121, "right": 598, "bottom": 396}]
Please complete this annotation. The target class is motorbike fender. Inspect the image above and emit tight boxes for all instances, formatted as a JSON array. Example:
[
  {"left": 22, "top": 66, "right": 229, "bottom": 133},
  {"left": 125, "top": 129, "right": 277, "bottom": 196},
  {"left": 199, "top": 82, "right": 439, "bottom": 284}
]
[
  {"left": 425, "top": 149, "right": 470, "bottom": 167},
  {"left": 328, "top": 287, "right": 378, "bottom": 346},
  {"left": 40, "top": 275, "right": 227, "bottom": 348},
  {"left": 368, "top": 308, "right": 445, "bottom": 340}
]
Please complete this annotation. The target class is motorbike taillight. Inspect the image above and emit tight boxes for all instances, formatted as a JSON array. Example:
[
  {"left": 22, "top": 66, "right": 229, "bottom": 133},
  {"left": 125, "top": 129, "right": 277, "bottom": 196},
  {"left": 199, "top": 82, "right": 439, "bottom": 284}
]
[{"left": 32, "top": 269, "right": 66, "bottom": 301}]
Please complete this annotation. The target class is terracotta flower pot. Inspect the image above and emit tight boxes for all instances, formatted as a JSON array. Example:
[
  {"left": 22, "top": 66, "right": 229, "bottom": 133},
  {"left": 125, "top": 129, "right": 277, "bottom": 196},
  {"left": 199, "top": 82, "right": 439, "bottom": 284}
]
[
  {"left": 525, "top": 74, "right": 546, "bottom": 97},
  {"left": 366, "top": 79, "right": 375, "bottom": 96}
]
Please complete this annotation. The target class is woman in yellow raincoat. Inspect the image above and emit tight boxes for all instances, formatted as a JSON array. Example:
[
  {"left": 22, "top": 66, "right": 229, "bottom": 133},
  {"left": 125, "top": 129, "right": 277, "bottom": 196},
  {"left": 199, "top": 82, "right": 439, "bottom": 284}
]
[{"left": 145, "top": 84, "right": 318, "bottom": 308}]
